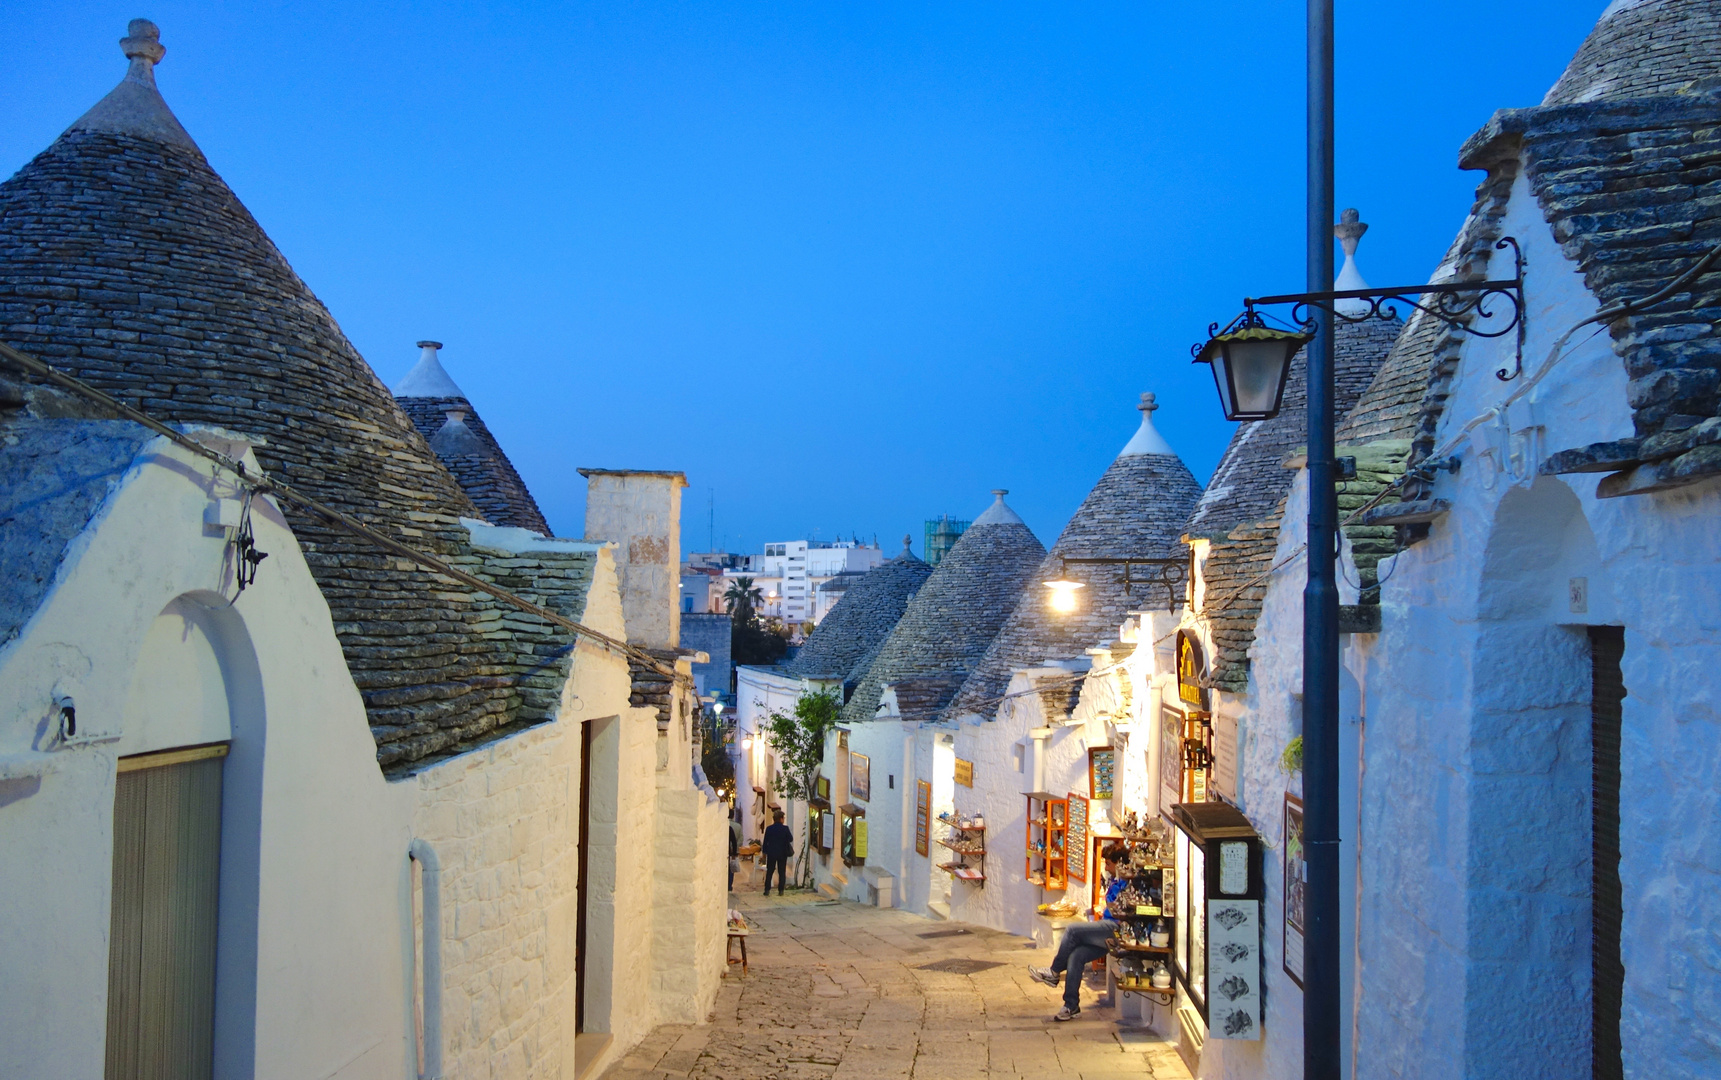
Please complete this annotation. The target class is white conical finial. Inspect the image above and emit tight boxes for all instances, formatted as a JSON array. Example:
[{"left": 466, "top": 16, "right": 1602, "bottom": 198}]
[
  {"left": 973, "top": 489, "right": 1025, "bottom": 527},
  {"left": 393, "top": 340, "right": 468, "bottom": 398},
  {"left": 1119, "top": 391, "right": 1176, "bottom": 457},
  {"left": 1333, "top": 208, "right": 1370, "bottom": 316}
]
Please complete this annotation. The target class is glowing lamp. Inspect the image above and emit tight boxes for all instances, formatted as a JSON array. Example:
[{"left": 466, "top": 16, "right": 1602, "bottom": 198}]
[{"left": 1043, "top": 566, "right": 1086, "bottom": 613}]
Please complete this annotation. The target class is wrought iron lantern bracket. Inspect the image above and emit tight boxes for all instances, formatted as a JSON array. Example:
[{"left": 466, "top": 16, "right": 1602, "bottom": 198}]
[
  {"left": 1058, "top": 556, "right": 1189, "bottom": 610},
  {"left": 1193, "top": 236, "right": 1528, "bottom": 381}
]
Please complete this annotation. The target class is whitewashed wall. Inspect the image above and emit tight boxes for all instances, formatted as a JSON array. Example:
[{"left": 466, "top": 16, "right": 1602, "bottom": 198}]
[{"left": 0, "top": 433, "right": 418, "bottom": 1080}]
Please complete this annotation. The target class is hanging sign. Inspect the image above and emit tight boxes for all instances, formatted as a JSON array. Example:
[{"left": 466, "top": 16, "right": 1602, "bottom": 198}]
[
  {"left": 1066, "top": 793, "right": 1090, "bottom": 883},
  {"left": 915, "top": 780, "right": 931, "bottom": 857},
  {"left": 1177, "top": 630, "right": 1209, "bottom": 710},
  {"left": 954, "top": 758, "right": 974, "bottom": 787}
]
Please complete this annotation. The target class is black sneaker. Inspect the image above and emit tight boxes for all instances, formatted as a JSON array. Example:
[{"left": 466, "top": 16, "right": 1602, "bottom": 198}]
[{"left": 1054, "top": 1006, "right": 1080, "bottom": 1022}]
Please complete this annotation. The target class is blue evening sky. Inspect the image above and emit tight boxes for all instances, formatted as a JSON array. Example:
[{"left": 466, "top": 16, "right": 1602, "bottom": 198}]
[{"left": 5, "top": 3, "right": 1600, "bottom": 554}]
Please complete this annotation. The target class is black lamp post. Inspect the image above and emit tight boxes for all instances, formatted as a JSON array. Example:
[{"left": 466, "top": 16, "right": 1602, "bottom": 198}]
[{"left": 1188, "top": 4, "right": 1523, "bottom": 1075}]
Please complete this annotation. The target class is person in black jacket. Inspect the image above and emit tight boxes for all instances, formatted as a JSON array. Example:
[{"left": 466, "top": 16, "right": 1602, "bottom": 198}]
[{"left": 761, "top": 809, "right": 794, "bottom": 895}]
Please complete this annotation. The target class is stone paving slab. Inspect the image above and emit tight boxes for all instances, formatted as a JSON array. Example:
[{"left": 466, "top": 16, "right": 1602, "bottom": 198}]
[{"left": 601, "top": 890, "right": 1190, "bottom": 1080}]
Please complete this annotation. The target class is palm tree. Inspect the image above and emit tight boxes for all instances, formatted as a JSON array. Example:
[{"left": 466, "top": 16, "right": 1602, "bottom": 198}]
[{"left": 723, "top": 577, "right": 764, "bottom": 623}]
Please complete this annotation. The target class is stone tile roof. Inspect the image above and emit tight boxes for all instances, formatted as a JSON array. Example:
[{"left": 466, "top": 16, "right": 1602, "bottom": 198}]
[
  {"left": 785, "top": 543, "right": 932, "bottom": 682},
  {"left": 886, "top": 675, "right": 967, "bottom": 724},
  {"left": 1200, "top": 502, "right": 1286, "bottom": 693},
  {"left": 1457, "top": 91, "right": 1721, "bottom": 492},
  {"left": 943, "top": 431, "right": 1203, "bottom": 721},
  {"left": 840, "top": 499, "right": 1045, "bottom": 726},
  {"left": 397, "top": 395, "right": 552, "bottom": 536},
  {"left": 1543, "top": 0, "right": 1721, "bottom": 106},
  {"left": 1184, "top": 316, "right": 1404, "bottom": 539},
  {"left": 0, "top": 36, "right": 579, "bottom": 772}
]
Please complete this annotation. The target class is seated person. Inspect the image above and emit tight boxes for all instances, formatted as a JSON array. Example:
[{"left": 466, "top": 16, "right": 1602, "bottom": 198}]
[{"left": 1028, "top": 844, "right": 1132, "bottom": 1021}]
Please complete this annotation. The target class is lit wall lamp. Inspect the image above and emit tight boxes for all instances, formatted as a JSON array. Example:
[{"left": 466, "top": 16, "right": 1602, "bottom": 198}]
[
  {"left": 1043, "top": 555, "right": 1189, "bottom": 613},
  {"left": 1043, "top": 560, "right": 1086, "bottom": 612}
]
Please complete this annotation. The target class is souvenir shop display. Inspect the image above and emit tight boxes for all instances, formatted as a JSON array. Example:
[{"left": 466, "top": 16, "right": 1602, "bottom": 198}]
[{"left": 935, "top": 809, "right": 986, "bottom": 884}]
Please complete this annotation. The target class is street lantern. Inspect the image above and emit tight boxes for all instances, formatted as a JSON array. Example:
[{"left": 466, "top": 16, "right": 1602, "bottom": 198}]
[
  {"left": 1193, "top": 313, "right": 1309, "bottom": 421},
  {"left": 1043, "top": 561, "right": 1086, "bottom": 613}
]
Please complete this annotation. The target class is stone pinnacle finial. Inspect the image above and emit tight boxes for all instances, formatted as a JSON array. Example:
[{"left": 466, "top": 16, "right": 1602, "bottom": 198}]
[
  {"left": 903, "top": 533, "right": 913, "bottom": 553},
  {"left": 417, "top": 340, "right": 444, "bottom": 350},
  {"left": 121, "top": 20, "right": 165, "bottom": 83},
  {"left": 1333, "top": 207, "right": 1368, "bottom": 256},
  {"left": 1333, "top": 208, "right": 1371, "bottom": 315},
  {"left": 1138, "top": 391, "right": 1158, "bottom": 415},
  {"left": 992, "top": 489, "right": 1008, "bottom": 497}
]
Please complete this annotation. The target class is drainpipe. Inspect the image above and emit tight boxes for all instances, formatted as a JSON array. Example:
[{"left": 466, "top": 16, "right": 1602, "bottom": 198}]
[{"left": 409, "top": 839, "right": 445, "bottom": 1080}]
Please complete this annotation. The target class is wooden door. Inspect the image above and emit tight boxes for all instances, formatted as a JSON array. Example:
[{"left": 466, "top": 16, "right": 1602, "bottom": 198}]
[{"left": 106, "top": 745, "right": 226, "bottom": 1080}]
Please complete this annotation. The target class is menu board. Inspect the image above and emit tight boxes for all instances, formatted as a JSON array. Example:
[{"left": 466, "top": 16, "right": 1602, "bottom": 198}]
[
  {"left": 821, "top": 809, "right": 835, "bottom": 851},
  {"left": 1065, "top": 793, "right": 1089, "bottom": 883},
  {"left": 915, "top": 780, "right": 931, "bottom": 857}
]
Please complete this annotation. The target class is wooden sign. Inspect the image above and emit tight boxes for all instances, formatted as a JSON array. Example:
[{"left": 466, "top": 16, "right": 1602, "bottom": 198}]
[
  {"left": 1177, "top": 630, "right": 1209, "bottom": 710},
  {"left": 954, "top": 758, "right": 974, "bottom": 787},
  {"left": 915, "top": 780, "right": 931, "bottom": 857},
  {"left": 1089, "top": 747, "right": 1115, "bottom": 800},
  {"left": 1065, "top": 793, "right": 1090, "bottom": 883}
]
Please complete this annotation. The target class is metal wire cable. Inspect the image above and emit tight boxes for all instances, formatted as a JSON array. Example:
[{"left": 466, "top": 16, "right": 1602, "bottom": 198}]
[{"left": 0, "top": 340, "right": 690, "bottom": 687}]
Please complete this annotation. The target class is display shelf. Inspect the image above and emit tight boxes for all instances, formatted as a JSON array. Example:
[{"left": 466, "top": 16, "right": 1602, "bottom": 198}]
[
  {"left": 1025, "top": 793, "right": 1068, "bottom": 891},
  {"left": 934, "top": 838, "right": 986, "bottom": 855},
  {"left": 937, "top": 817, "right": 985, "bottom": 887}
]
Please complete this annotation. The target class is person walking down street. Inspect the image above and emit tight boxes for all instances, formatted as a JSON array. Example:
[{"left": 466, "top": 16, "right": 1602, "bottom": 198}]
[
  {"left": 762, "top": 809, "right": 793, "bottom": 896},
  {"left": 1029, "top": 845, "right": 1131, "bottom": 1021},
  {"left": 728, "top": 809, "right": 742, "bottom": 893}
]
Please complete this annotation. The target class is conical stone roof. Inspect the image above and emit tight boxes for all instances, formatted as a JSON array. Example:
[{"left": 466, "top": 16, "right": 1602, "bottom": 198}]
[
  {"left": 0, "top": 22, "right": 568, "bottom": 770},
  {"left": 783, "top": 536, "right": 932, "bottom": 683},
  {"left": 840, "top": 492, "right": 1045, "bottom": 726},
  {"left": 944, "top": 394, "right": 1204, "bottom": 721},
  {"left": 1544, "top": 0, "right": 1721, "bottom": 106},
  {"left": 394, "top": 342, "right": 552, "bottom": 535}
]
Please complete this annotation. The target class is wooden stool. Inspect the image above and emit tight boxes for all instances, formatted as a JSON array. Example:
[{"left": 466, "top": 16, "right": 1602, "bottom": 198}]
[{"left": 726, "top": 929, "right": 748, "bottom": 974}]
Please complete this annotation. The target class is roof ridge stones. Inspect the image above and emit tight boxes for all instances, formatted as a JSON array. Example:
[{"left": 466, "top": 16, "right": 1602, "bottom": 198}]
[
  {"left": 783, "top": 539, "right": 933, "bottom": 683},
  {"left": 840, "top": 497, "right": 1046, "bottom": 726},
  {"left": 943, "top": 396, "right": 1204, "bottom": 721},
  {"left": 0, "top": 23, "right": 575, "bottom": 771}
]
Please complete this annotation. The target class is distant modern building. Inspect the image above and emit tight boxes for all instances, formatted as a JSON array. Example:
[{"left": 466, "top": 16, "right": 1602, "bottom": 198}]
[
  {"left": 923, "top": 515, "right": 970, "bottom": 566},
  {"left": 722, "top": 539, "right": 882, "bottom": 624}
]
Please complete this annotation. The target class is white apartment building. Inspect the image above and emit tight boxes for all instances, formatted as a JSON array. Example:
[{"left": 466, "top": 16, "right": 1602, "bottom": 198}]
[{"left": 724, "top": 540, "right": 882, "bottom": 624}]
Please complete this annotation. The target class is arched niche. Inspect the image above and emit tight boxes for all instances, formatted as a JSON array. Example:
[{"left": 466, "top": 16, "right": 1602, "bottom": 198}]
[{"left": 1462, "top": 477, "right": 1613, "bottom": 1075}]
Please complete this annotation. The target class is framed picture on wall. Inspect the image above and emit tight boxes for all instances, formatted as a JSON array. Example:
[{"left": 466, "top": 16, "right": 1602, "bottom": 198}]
[
  {"left": 1089, "top": 747, "right": 1115, "bottom": 800},
  {"left": 850, "top": 752, "right": 871, "bottom": 802},
  {"left": 1283, "top": 793, "right": 1306, "bottom": 987},
  {"left": 1160, "top": 705, "right": 1184, "bottom": 808}
]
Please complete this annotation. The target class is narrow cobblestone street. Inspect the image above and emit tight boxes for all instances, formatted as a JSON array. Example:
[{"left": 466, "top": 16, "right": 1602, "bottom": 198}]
[{"left": 603, "top": 888, "right": 1191, "bottom": 1080}]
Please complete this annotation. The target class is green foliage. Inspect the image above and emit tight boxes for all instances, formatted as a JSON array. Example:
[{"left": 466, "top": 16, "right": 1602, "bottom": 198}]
[
  {"left": 1280, "top": 735, "right": 1304, "bottom": 774},
  {"left": 701, "top": 734, "right": 734, "bottom": 795},
  {"left": 722, "top": 577, "right": 764, "bottom": 623},
  {"left": 732, "top": 616, "right": 789, "bottom": 665},
  {"left": 764, "top": 689, "right": 840, "bottom": 802}
]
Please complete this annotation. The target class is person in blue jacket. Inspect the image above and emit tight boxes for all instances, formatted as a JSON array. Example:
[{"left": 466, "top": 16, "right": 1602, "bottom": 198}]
[
  {"left": 1029, "top": 845, "right": 1131, "bottom": 1021},
  {"left": 761, "top": 809, "right": 794, "bottom": 895}
]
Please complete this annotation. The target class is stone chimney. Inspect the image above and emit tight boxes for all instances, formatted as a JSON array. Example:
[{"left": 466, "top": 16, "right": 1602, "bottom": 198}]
[{"left": 578, "top": 469, "right": 688, "bottom": 648}]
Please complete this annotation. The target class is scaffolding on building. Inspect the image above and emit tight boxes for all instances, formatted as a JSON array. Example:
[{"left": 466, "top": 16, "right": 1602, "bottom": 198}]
[{"left": 923, "top": 515, "right": 971, "bottom": 567}]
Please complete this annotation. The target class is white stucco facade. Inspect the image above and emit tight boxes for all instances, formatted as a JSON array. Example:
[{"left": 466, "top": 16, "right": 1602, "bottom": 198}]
[{"left": 0, "top": 429, "right": 726, "bottom": 1080}]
